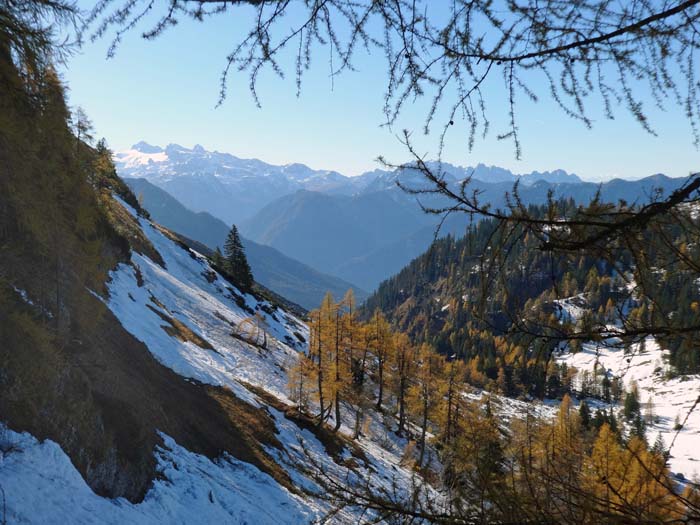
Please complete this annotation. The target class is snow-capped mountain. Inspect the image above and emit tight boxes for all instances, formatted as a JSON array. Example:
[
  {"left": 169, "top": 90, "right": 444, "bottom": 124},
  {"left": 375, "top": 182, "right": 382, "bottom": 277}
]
[
  {"left": 113, "top": 142, "right": 589, "bottom": 291},
  {"left": 114, "top": 142, "right": 582, "bottom": 226},
  {"left": 360, "top": 162, "right": 581, "bottom": 193},
  {"left": 114, "top": 142, "right": 362, "bottom": 225}
]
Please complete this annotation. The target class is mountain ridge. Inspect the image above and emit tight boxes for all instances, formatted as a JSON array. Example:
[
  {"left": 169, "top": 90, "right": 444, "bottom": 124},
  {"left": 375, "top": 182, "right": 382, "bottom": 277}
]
[
  {"left": 240, "top": 172, "right": 690, "bottom": 290},
  {"left": 116, "top": 142, "right": 685, "bottom": 292},
  {"left": 125, "top": 178, "right": 367, "bottom": 309},
  {"left": 114, "top": 141, "right": 584, "bottom": 225}
]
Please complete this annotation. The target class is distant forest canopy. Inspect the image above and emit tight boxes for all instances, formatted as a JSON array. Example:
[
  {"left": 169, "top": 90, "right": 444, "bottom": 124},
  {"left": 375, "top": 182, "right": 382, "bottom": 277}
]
[{"left": 364, "top": 196, "right": 700, "bottom": 398}]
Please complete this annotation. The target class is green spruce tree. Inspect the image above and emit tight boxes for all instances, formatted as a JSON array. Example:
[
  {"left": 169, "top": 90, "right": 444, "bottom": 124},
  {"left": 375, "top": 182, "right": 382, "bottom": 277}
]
[
  {"left": 579, "top": 399, "right": 591, "bottom": 430},
  {"left": 212, "top": 246, "right": 224, "bottom": 269},
  {"left": 623, "top": 384, "right": 641, "bottom": 421},
  {"left": 224, "top": 225, "right": 254, "bottom": 291}
]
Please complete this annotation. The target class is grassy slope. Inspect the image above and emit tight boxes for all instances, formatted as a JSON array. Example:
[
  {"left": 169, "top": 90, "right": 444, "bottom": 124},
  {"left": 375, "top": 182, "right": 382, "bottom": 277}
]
[{"left": 0, "top": 50, "right": 292, "bottom": 501}]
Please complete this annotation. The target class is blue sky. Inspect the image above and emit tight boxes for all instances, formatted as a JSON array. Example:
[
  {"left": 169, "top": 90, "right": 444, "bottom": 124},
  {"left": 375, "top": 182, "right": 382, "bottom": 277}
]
[{"left": 63, "top": 3, "right": 699, "bottom": 181}]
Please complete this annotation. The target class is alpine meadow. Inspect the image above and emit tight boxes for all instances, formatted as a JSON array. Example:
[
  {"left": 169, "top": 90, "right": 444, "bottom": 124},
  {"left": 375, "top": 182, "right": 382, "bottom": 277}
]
[{"left": 4, "top": 1, "right": 700, "bottom": 523}]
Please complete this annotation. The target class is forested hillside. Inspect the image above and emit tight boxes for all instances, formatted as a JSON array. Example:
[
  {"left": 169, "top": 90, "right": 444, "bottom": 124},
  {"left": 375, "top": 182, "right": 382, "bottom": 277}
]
[
  {"left": 281, "top": 289, "right": 700, "bottom": 522},
  {"left": 0, "top": 25, "right": 303, "bottom": 503},
  {"left": 365, "top": 197, "right": 700, "bottom": 398}
]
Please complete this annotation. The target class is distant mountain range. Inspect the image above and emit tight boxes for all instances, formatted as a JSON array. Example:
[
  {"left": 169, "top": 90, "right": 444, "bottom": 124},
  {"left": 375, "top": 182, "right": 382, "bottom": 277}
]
[
  {"left": 113, "top": 142, "right": 583, "bottom": 225},
  {"left": 125, "top": 178, "right": 367, "bottom": 309},
  {"left": 115, "top": 142, "right": 367, "bottom": 225},
  {"left": 239, "top": 173, "right": 688, "bottom": 290},
  {"left": 116, "top": 142, "right": 688, "bottom": 293}
]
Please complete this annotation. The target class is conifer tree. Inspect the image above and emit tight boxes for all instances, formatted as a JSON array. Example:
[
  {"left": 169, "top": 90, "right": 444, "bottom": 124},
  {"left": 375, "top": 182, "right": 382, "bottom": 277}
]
[
  {"left": 223, "top": 224, "right": 254, "bottom": 291},
  {"left": 439, "top": 359, "right": 466, "bottom": 444},
  {"left": 351, "top": 322, "right": 373, "bottom": 438},
  {"left": 586, "top": 423, "right": 625, "bottom": 518},
  {"left": 644, "top": 395, "right": 655, "bottom": 424},
  {"left": 212, "top": 246, "right": 224, "bottom": 269},
  {"left": 601, "top": 374, "right": 611, "bottom": 403},
  {"left": 652, "top": 432, "right": 668, "bottom": 464},
  {"left": 624, "top": 382, "right": 641, "bottom": 421},
  {"left": 630, "top": 412, "right": 647, "bottom": 442},
  {"left": 407, "top": 343, "right": 443, "bottom": 468},
  {"left": 371, "top": 309, "right": 392, "bottom": 411},
  {"left": 71, "top": 106, "right": 94, "bottom": 149},
  {"left": 542, "top": 394, "right": 585, "bottom": 517},
  {"left": 307, "top": 292, "right": 342, "bottom": 426},
  {"left": 391, "top": 332, "right": 414, "bottom": 437},
  {"left": 579, "top": 399, "right": 591, "bottom": 430},
  {"left": 328, "top": 289, "right": 358, "bottom": 432},
  {"left": 592, "top": 409, "right": 607, "bottom": 430},
  {"left": 448, "top": 395, "right": 504, "bottom": 518},
  {"left": 329, "top": 293, "right": 346, "bottom": 431},
  {"left": 309, "top": 304, "right": 327, "bottom": 424}
]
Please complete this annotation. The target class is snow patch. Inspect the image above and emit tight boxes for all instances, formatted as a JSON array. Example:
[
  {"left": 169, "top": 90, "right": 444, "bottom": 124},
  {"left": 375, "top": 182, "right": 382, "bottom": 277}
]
[
  {"left": 0, "top": 425, "right": 313, "bottom": 524},
  {"left": 557, "top": 337, "right": 700, "bottom": 479}
]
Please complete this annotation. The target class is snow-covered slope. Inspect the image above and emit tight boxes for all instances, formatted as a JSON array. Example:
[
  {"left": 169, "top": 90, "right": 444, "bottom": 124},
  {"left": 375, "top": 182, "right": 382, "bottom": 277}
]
[
  {"left": 556, "top": 338, "right": 700, "bottom": 479},
  {"left": 0, "top": 428, "right": 313, "bottom": 525},
  {"left": 0, "top": 195, "right": 436, "bottom": 524},
  {"left": 554, "top": 297, "right": 700, "bottom": 480},
  {"left": 106, "top": 196, "right": 305, "bottom": 403}
]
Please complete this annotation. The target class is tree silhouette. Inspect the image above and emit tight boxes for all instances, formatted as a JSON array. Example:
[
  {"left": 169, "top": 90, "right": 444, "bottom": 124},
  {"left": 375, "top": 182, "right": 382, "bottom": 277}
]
[
  {"left": 224, "top": 224, "right": 254, "bottom": 291},
  {"left": 87, "top": 0, "right": 700, "bottom": 155}
]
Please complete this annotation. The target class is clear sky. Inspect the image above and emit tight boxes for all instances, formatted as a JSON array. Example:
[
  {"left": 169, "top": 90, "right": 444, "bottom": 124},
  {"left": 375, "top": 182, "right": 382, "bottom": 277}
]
[{"left": 62, "top": 3, "right": 700, "bottom": 182}]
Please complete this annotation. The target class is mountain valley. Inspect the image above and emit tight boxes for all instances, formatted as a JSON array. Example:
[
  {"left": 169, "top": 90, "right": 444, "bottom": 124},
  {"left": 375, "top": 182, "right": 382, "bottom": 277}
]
[
  {"left": 116, "top": 142, "right": 693, "bottom": 292},
  {"left": 4, "top": 3, "right": 700, "bottom": 523}
]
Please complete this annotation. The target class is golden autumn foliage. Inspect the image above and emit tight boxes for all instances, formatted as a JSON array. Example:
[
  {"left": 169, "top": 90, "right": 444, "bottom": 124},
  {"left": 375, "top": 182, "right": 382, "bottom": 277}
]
[{"left": 288, "top": 294, "right": 699, "bottom": 523}]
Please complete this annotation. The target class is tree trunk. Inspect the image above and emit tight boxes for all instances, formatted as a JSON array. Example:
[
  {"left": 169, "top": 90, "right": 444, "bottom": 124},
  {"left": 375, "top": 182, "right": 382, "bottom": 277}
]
[
  {"left": 376, "top": 360, "right": 383, "bottom": 410},
  {"left": 316, "top": 315, "right": 325, "bottom": 425},
  {"left": 397, "top": 356, "right": 406, "bottom": 436},
  {"left": 333, "top": 312, "right": 341, "bottom": 431},
  {"left": 418, "top": 394, "right": 428, "bottom": 468},
  {"left": 334, "top": 392, "right": 341, "bottom": 432},
  {"left": 353, "top": 406, "right": 362, "bottom": 439},
  {"left": 444, "top": 376, "right": 454, "bottom": 443}
]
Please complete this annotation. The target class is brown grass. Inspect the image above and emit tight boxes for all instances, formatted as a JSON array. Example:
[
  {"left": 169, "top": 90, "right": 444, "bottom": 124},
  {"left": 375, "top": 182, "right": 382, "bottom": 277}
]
[
  {"left": 100, "top": 192, "right": 165, "bottom": 268},
  {"left": 145, "top": 303, "right": 216, "bottom": 351},
  {"left": 205, "top": 386, "right": 295, "bottom": 492},
  {"left": 243, "top": 382, "right": 369, "bottom": 468},
  {"left": 0, "top": 286, "right": 296, "bottom": 502}
]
